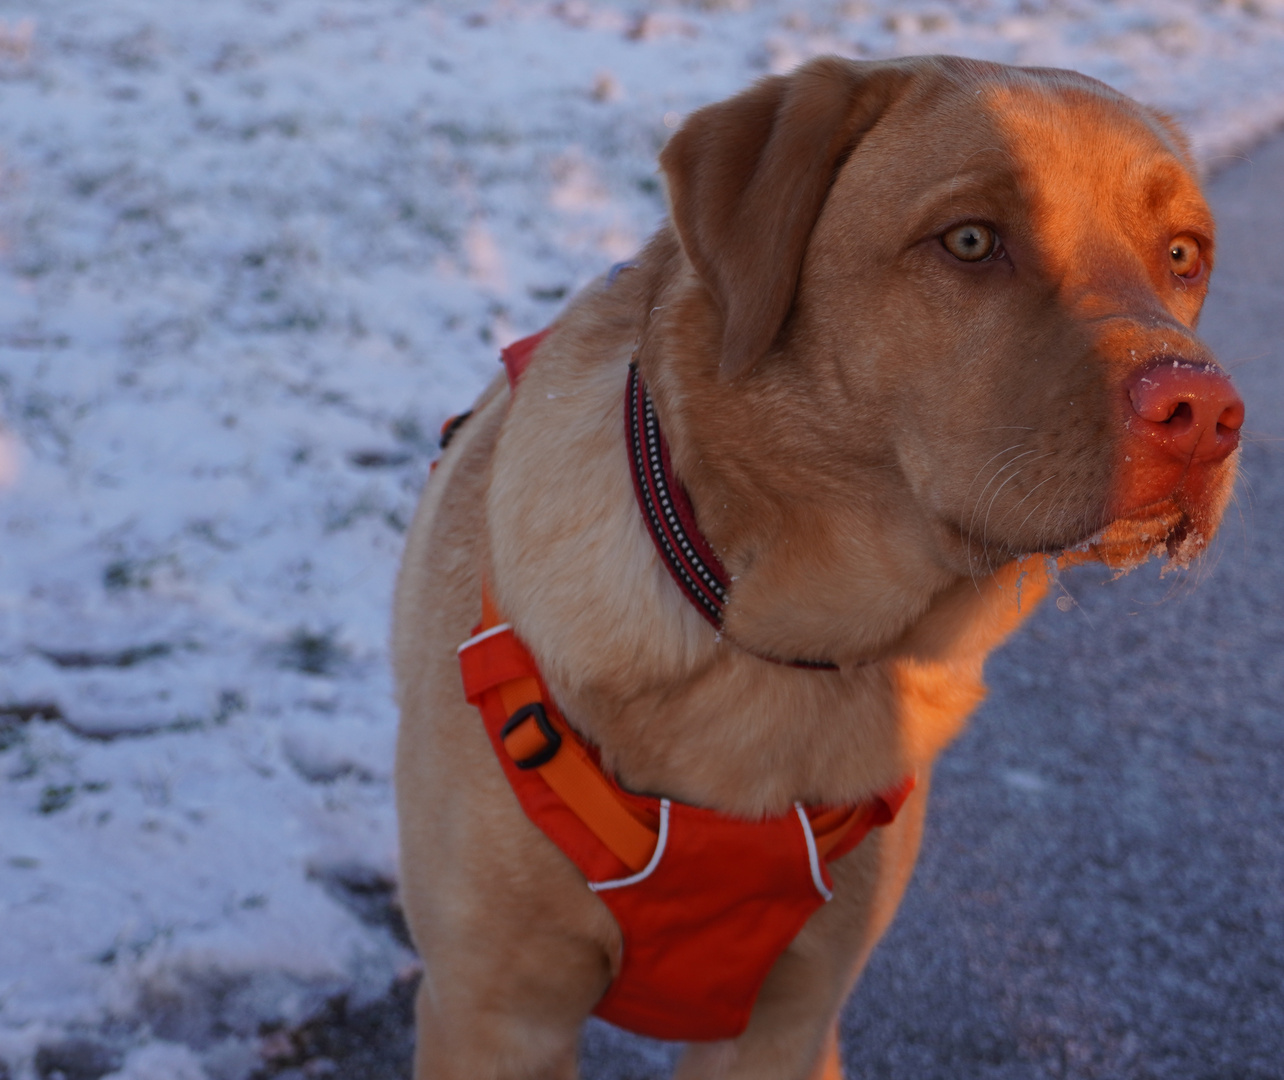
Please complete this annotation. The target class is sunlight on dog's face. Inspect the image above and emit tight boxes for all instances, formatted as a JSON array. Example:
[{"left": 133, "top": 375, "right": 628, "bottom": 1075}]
[{"left": 799, "top": 68, "right": 1240, "bottom": 579}]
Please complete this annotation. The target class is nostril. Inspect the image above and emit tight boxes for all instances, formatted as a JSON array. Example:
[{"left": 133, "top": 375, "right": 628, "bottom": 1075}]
[
  {"left": 1217, "top": 398, "right": 1246, "bottom": 436},
  {"left": 1128, "top": 379, "right": 1193, "bottom": 425},
  {"left": 1127, "top": 381, "right": 1194, "bottom": 426}
]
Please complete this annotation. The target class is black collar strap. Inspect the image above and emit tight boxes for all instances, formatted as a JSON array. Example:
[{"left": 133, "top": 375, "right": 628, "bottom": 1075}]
[{"left": 625, "top": 364, "right": 837, "bottom": 671}]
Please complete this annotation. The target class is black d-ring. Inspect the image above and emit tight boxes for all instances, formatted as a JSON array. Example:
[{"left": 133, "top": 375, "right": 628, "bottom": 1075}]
[{"left": 500, "top": 702, "right": 562, "bottom": 770}]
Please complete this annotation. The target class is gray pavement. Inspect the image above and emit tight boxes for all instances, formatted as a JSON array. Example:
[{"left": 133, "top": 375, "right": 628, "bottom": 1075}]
[{"left": 579, "top": 136, "right": 1284, "bottom": 1078}]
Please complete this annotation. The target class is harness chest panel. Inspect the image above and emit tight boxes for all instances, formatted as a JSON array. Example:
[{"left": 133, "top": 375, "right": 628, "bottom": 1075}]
[{"left": 459, "top": 619, "right": 911, "bottom": 1041}]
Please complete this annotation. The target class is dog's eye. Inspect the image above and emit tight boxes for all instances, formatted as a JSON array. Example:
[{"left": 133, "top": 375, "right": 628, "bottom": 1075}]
[
  {"left": 1169, "top": 234, "right": 1202, "bottom": 278},
  {"left": 942, "top": 224, "right": 998, "bottom": 262}
]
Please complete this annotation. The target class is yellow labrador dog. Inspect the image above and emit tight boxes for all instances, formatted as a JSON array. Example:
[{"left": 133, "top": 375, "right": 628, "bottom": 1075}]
[{"left": 394, "top": 55, "right": 1242, "bottom": 1078}]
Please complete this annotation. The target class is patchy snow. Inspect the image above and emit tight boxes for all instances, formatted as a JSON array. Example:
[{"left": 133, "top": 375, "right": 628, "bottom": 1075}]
[{"left": 1, "top": 0, "right": 1283, "bottom": 1075}]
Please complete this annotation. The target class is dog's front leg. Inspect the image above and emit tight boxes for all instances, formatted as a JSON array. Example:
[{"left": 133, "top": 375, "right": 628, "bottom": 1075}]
[
  {"left": 408, "top": 893, "right": 614, "bottom": 1080},
  {"left": 411, "top": 970, "right": 582, "bottom": 1080},
  {"left": 399, "top": 753, "right": 621, "bottom": 1078},
  {"left": 673, "top": 775, "right": 930, "bottom": 1080}
]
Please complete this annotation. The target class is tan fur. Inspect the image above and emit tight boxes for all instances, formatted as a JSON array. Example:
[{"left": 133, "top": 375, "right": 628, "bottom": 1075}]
[{"left": 394, "top": 55, "right": 1237, "bottom": 1077}]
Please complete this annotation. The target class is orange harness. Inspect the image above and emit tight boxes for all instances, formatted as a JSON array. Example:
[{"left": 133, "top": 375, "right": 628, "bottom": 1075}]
[{"left": 452, "top": 326, "right": 913, "bottom": 1041}]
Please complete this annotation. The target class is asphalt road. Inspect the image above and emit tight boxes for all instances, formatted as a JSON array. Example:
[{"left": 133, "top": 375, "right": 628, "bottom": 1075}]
[{"left": 289, "top": 133, "right": 1284, "bottom": 1080}]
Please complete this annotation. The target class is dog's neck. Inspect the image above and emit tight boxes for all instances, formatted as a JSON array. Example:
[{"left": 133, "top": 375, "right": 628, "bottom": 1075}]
[
  {"left": 625, "top": 362, "right": 839, "bottom": 671},
  {"left": 484, "top": 243, "right": 1047, "bottom": 812}
]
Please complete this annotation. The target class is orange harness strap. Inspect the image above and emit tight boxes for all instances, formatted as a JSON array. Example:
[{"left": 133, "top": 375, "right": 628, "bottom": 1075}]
[
  {"left": 462, "top": 591, "right": 910, "bottom": 873},
  {"left": 470, "top": 616, "right": 658, "bottom": 871}
]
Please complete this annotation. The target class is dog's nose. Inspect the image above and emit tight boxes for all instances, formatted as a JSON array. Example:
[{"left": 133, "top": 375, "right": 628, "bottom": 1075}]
[{"left": 1124, "top": 359, "right": 1243, "bottom": 464}]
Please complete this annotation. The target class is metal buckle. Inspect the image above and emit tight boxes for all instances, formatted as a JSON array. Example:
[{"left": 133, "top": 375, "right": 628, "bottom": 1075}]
[{"left": 500, "top": 702, "right": 562, "bottom": 770}]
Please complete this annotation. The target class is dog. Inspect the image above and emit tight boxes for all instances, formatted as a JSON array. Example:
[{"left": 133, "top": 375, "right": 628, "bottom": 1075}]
[{"left": 393, "top": 55, "right": 1242, "bottom": 1078}]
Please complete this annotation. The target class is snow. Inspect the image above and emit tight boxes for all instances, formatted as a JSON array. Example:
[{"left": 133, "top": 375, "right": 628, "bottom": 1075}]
[{"left": 1, "top": 0, "right": 1283, "bottom": 1076}]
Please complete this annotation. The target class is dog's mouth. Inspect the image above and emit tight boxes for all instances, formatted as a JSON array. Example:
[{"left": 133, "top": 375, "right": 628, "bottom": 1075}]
[
  {"left": 947, "top": 498, "right": 1206, "bottom": 577},
  {"left": 1058, "top": 500, "right": 1211, "bottom": 575}
]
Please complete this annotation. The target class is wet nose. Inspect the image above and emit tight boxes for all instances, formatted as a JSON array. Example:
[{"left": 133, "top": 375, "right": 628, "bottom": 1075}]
[{"left": 1125, "top": 359, "right": 1243, "bottom": 464}]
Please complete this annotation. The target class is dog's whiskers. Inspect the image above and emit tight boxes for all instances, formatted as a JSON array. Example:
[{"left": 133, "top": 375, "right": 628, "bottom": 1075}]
[
  {"left": 1036, "top": 474, "right": 1075, "bottom": 552},
  {"left": 962, "top": 442, "right": 1030, "bottom": 584},
  {"left": 1009, "top": 474, "right": 1058, "bottom": 539},
  {"left": 966, "top": 445, "right": 1032, "bottom": 536},
  {"left": 971, "top": 448, "right": 1055, "bottom": 573}
]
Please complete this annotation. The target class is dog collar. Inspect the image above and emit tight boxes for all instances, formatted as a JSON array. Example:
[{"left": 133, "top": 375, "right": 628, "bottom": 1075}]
[
  {"left": 498, "top": 330, "right": 837, "bottom": 670},
  {"left": 625, "top": 363, "right": 730, "bottom": 628},
  {"left": 624, "top": 363, "right": 838, "bottom": 671}
]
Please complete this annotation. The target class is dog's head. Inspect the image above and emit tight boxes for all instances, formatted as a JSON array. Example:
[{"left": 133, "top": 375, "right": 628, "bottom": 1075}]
[{"left": 646, "top": 55, "right": 1240, "bottom": 655}]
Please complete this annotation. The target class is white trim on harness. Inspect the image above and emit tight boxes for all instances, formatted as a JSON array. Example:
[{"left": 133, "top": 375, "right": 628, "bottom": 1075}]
[
  {"left": 588, "top": 799, "right": 671, "bottom": 893},
  {"left": 795, "top": 803, "right": 833, "bottom": 902},
  {"left": 457, "top": 622, "right": 514, "bottom": 654}
]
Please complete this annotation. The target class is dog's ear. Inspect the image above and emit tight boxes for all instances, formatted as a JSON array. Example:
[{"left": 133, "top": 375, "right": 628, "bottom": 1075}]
[{"left": 660, "top": 57, "right": 913, "bottom": 380}]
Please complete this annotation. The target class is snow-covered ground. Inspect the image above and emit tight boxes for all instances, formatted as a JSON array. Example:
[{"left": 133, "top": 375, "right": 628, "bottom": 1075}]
[{"left": 2, "top": 1, "right": 1284, "bottom": 1077}]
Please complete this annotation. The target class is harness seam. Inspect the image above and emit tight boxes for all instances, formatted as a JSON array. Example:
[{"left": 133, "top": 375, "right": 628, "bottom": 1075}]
[
  {"left": 795, "top": 803, "right": 833, "bottom": 902},
  {"left": 457, "top": 622, "right": 514, "bottom": 653},
  {"left": 588, "top": 799, "right": 671, "bottom": 892}
]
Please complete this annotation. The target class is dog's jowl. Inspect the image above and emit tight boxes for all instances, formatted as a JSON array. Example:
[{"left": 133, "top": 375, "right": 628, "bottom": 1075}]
[{"left": 393, "top": 55, "right": 1242, "bottom": 1079}]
